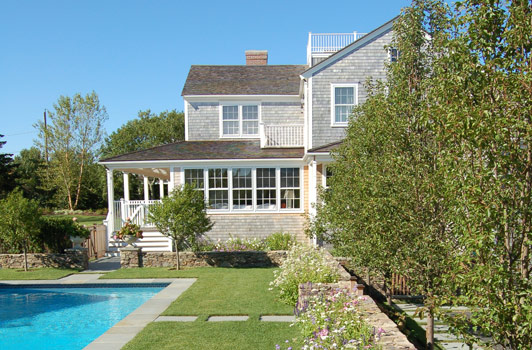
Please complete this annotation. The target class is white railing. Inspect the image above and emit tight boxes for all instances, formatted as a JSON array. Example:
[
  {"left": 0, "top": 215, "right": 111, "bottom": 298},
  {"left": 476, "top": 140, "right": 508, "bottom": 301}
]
[
  {"left": 307, "top": 32, "right": 367, "bottom": 65},
  {"left": 113, "top": 199, "right": 160, "bottom": 231},
  {"left": 260, "top": 124, "right": 304, "bottom": 148}
]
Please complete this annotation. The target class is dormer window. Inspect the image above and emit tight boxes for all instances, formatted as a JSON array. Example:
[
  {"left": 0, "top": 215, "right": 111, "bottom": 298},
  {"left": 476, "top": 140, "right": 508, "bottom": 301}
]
[
  {"left": 221, "top": 104, "right": 260, "bottom": 137},
  {"left": 331, "top": 84, "right": 358, "bottom": 127}
]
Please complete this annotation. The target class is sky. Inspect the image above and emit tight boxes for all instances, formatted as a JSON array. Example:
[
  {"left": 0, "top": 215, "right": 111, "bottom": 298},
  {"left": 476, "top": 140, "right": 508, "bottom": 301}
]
[{"left": 0, "top": 0, "right": 416, "bottom": 155}]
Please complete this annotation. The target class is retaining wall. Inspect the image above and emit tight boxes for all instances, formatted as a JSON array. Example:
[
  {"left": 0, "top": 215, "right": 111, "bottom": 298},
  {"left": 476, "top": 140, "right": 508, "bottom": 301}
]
[{"left": 0, "top": 249, "right": 89, "bottom": 270}]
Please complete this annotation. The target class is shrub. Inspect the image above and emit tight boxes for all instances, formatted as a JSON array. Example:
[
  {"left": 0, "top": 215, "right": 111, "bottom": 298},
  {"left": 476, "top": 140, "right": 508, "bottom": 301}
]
[
  {"left": 270, "top": 244, "right": 340, "bottom": 305},
  {"left": 288, "top": 286, "right": 384, "bottom": 350},
  {"left": 213, "top": 235, "right": 266, "bottom": 251},
  {"left": 39, "top": 217, "right": 90, "bottom": 253},
  {"left": 265, "top": 232, "right": 296, "bottom": 251}
]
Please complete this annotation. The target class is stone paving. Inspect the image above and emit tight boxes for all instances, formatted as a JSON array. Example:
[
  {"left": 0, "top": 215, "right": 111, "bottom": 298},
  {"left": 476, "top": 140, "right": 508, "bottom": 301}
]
[{"left": 394, "top": 302, "right": 483, "bottom": 350}]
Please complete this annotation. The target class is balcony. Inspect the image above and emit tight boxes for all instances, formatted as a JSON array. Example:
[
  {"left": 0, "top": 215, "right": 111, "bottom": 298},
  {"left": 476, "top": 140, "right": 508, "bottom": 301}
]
[
  {"left": 259, "top": 124, "right": 304, "bottom": 148},
  {"left": 307, "top": 32, "right": 367, "bottom": 66}
]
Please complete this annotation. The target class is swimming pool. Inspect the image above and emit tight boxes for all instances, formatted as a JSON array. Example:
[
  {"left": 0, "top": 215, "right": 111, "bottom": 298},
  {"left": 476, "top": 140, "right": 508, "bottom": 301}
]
[{"left": 0, "top": 284, "right": 167, "bottom": 350}]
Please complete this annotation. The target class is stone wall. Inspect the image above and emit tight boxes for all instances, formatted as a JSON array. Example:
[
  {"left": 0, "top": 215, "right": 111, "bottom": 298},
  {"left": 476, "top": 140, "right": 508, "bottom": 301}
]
[
  {"left": 0, "top": 249, "right": 89, "bottom": 270},
  {"left": 120, "top": 249, "right": 287, "bottom": 269}
]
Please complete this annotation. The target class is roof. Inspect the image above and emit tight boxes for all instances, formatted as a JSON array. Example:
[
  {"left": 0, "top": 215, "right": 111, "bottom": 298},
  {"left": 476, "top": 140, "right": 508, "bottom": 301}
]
[
  {"left": 308, "top": 140, "right": 343, "bottom": 153},
  {"left": 182, "top": 65, "right": 308, "bottom": 96},
  {"left": 301, "top": 16, "right": 398, "bottom": 78},
  {"left": 100, "top": 140, "right": 304, "bottom": 163}
]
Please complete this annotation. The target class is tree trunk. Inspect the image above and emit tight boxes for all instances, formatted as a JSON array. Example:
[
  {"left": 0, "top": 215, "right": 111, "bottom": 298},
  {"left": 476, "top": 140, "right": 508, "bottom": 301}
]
[
  {"left": 23, "top": 243, "right": 28, "bottom": 272},
  {"left": 426, "top": 307, "right": 435, "bottom": 350},
  {"left": 174, "top": 239, "right": 180, "bottom": 270}
]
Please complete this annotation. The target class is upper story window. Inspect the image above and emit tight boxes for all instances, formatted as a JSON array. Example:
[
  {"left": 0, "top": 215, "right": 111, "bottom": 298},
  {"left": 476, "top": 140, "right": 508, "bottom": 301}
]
[
  {"left": 331, "top": 84, "right": 358, "bottom": 127},
  {"left": 221, "top": 104, "right": 260, "bottom": 137},
  {"left": 389, "top": 48, "right": 400, "bottom": 63}
]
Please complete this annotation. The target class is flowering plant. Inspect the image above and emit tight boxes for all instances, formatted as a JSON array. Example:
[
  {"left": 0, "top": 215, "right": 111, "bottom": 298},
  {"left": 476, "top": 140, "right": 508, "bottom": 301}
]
[
  {"left": 291, "top": 287, "right": 384, "bottom": 349},
  {"left": 213, "top": 235, "right": 266, "bottom": 252},
  {"left": 114, "top": 218, "right": 143, "bottom": 240},
  {"left": 269, "top": 244, "right": 339, "bottom": 305}
]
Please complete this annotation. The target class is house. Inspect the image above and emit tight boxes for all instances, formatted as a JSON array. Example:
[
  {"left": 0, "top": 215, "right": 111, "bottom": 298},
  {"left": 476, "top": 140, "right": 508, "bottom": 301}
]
[{"left": 99, "top": 18, "right": 396, "bottom": 253}]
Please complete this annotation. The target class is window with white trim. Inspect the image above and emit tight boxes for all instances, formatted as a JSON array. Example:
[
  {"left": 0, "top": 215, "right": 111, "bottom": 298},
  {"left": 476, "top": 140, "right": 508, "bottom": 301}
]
[
  {"left": 208, "top": 168, "right": 228, "bottom": 210},
  {"left": 331, "top": 84, "right": 357, "bottom": 126},
  {"left": 280, "top": 168, "right": 300, "bottom": 209},
  {"left": 232, "top": 168, "right": 253, "bottom": 210},
  {"left": 221, "top": 104, "right": 259, "bottom": 137},
  {"left": 389, "top": 48, "right": 400, "bottom": 63},
  {"left": 184, "top": 169, "right": 204, "bottom": 197},
  {"left": 256, "top": 168, "right": 277, "bottom": 210}
]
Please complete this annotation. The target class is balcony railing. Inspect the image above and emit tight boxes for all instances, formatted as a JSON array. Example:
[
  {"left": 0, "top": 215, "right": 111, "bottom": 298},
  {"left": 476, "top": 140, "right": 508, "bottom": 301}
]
[
  {"left": 260, "top": 124, "right": 304, "bottom": 148},
  {"left": 307, "top": 32, "right": 367, "bottom": 65}
]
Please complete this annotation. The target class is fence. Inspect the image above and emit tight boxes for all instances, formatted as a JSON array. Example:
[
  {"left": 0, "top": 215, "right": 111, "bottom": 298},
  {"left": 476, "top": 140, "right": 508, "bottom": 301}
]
[{"left": 85, "top": 224, "right": 107, "bottom": 259}]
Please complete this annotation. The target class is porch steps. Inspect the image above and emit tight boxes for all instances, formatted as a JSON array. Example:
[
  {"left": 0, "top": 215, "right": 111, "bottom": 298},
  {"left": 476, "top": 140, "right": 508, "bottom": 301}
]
[{"left": 108, "top": 229, "right": 173, "bottom": 253}]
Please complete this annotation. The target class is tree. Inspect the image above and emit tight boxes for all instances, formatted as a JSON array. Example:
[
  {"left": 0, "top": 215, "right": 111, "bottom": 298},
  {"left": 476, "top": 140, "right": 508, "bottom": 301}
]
[
  {"left": 0, "top": 191, "right": 42, "bottom": 271},
  {"left": 35, "top": 92, "right": 108, "bottom": 210},
  {"left": 13, "top": 147, "right": 54, "bottom": 206},
  {"left": 100, "top": 109, "right": 184, "bottom": 159},
  {"left": 0, "top": 134, "right": 15, "bottom": 199},
  {"left": 147, "top": 184, "right": 212, "bottom": 270}
]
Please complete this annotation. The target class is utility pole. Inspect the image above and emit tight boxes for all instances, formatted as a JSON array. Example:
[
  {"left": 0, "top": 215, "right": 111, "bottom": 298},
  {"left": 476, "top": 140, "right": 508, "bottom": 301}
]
[{"left": 43, "top": 109, "right": 48, "bottom": 162}]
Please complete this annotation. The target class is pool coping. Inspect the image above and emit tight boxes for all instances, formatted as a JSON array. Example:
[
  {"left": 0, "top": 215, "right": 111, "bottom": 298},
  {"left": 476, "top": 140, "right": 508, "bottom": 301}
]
[{"left": 0, "top": 275, "right": 197, "bottom": 350}]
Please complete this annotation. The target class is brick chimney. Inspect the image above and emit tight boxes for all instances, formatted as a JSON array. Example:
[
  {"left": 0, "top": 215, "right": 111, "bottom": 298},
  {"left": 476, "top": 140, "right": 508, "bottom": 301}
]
[{"left": 245, "top": 50, "right": 268, "bottom": 65}]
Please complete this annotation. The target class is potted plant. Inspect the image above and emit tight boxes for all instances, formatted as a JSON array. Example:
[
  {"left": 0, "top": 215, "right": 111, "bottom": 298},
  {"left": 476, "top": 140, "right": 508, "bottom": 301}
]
[
  {"left": 70, "top": 217, "right": 91, "bottom": 249},
  {"left": 114, "top": 218, "right": 143, "bottom": 247}
]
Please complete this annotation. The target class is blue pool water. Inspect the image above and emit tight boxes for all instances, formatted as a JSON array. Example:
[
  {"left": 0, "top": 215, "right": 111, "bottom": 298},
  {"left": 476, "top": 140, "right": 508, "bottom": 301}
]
[{"left": 0, "top": 284, "right": 166, "bottom": 350}]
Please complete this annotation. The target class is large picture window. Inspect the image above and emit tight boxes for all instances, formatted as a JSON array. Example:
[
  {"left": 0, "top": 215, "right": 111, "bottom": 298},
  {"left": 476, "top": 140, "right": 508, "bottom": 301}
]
[
  {"left": 256, "top": 168, "right": 277, "bottom": 210},
  {"left": 208, "top": 168, "right": 228, "bottom": 210},
  {"left": 233, "top": 168, "right": 253, "bottom": 210},
  {"left": 331, "top": 84, "right": 357, "bottom": 126},
  {"left": 221, "top": 104, "right": 259, "bottom": 137}
]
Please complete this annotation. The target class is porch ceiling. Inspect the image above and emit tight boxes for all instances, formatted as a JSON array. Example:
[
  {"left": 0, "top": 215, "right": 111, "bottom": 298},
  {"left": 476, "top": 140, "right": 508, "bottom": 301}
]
[{"left": 119, "top": 167, "right": 170, "bottom": 180}]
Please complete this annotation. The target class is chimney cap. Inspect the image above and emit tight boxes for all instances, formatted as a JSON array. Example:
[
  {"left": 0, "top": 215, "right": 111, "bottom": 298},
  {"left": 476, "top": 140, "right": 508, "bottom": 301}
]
[{"left": 245, "top": 50, "right": 268, "bottom": 65}]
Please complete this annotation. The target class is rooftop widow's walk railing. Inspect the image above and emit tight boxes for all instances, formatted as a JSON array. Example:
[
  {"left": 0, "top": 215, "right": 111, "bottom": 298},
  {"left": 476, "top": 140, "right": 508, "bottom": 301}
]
[{"left": 307, "top": 32, "right": 367, "bottom": 65}]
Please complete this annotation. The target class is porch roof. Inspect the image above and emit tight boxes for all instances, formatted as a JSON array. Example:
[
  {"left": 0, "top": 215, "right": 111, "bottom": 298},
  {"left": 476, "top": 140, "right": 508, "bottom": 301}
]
[
  {"left": 307, "top": 140, "right": 343, "bottom": 153},
  {"left": 99, "top": 140, "right": 305, "bottom": 163}
]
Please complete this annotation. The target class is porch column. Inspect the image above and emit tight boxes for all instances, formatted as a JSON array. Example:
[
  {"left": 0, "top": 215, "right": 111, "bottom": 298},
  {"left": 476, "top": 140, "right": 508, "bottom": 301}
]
[
  {"left": 159, "top": 179, "right": 165, "bottom": 198},
  {"left": 106, "top": 169, "right": 114, "bottom": 237},
  {"left": 308, "top": 160, "right": 318, "bottom": 246},
  {"left": 123, "top": 172, "right": 130, "bottom": 201},
  {"left": 144, "top": 176, "right": 149, "bottom": 204}
]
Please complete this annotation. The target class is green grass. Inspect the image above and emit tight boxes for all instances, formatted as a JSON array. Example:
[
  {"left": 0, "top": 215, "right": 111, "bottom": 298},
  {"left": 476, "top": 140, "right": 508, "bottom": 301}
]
[
  {"left": 0, "top": 268, "right": 78, "bottom": 280},
  {"left": 122, "top": 321, "right": 301, "bottom": 350},
  {"left": 102, "top": 267, "right": 293, "bottom": 318},
  {"left": 46, "top": 214, "right": 106, "bottom": 226}
]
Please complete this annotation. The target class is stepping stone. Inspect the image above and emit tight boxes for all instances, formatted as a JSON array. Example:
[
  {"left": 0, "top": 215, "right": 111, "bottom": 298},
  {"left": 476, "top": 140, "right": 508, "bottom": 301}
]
[
  {"left": 439, "top": 342, "right": 481, "bottom": 350},
  {"left": 435, "top": 333, "right": 459, "bottom": 341},
  {"left": 207, "top": 316, "right": 249, "bottom": 322},
  {"left": 155, "top": 316, "right": 198, "bottom": 322},
  {"left": 260, "top": 315, "right": 295, "bottom": 322},
  {"left": 420, "top": 324, "right": 450, "bottom": 332}
]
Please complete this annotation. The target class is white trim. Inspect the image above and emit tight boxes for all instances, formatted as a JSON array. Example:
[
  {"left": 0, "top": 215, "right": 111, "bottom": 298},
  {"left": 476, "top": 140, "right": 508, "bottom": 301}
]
[
  {"left": 308, "top": 77, "right": 313, "bottom": 150},
  {"left": 219, "top": 102, "right": 261, "bottom": 139},
  {"left": 169, "top": 166, "right": 175, "bottom": 192},
  {"left": 100, "top": 158, "right": 304, "bottom": 168},
  {"left": 301, "top": 18, "right": 396, "bottom": 78},
  {"left": 184, "top": 95, "right": 300, "bottom": 103},
  {"left": 184, "top": 100, "right": 189, "bottom": 141},
  {"left": 330, "top": 83, "right": 358, "bottom": 127}
]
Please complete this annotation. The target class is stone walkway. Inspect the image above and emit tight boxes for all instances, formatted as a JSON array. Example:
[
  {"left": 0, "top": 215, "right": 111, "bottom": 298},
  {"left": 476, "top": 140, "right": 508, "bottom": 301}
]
[
  {"left": 394, "top": 303, "right": 482, "bottom": 350},
  {"left": 82, "top": 256, "right": 121, "bottom": 273}
]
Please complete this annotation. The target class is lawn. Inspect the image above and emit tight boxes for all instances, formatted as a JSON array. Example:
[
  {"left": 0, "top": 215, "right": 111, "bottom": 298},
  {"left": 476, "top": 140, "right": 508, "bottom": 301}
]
[
  {"left": 0, "top": 268, "right": 78, "bottom": 280},
  {"left": 103, "top": 267, "right": 300, "bottom": 350},
  {"left": 46, "top": 214, "right": 106, "bottom": 226}
]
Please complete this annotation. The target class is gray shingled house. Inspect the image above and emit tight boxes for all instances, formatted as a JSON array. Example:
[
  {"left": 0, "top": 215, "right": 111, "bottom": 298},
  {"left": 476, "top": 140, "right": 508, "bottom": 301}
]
[{"left": 100, "top": 18, "right": 396, "bottom": 253}]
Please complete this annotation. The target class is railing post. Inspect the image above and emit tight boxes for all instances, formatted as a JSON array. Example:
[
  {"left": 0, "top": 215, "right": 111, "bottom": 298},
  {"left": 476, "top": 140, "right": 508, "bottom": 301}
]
[
  {"left": 120, "top": 198, "right": 127, "bottom": 223},
  {"left": 259, "top": 123, "right": 266, "bottom": 148},
  {"left": 106, "top": 169, "right": 114, "bottom": 240}
]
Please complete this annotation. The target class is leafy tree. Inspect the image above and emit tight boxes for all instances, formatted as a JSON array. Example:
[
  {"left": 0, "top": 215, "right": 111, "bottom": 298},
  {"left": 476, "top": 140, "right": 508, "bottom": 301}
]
[
  {"left": 0, "top": 134, "right": 15, "bottom": 199},
  {"left": 147, "top": 184, "right": 212, "bottom": 270},
  {"left": 100, "top": 109, "right": 184, "bottom": 158},
  {"left": 0, "top": 191, "right": 42, "bottom": 271},
  {"left": 35, "top": 92, "right": 108, "bottom": 211},
  {"left": 12, "top": 147, "right": 55, "bottom": 206}
]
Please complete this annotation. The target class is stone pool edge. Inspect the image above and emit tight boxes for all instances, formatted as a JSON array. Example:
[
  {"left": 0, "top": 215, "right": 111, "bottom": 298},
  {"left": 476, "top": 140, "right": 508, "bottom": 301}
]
[{"left": 0, "top": 277, "right": 197, "bottom": 350}]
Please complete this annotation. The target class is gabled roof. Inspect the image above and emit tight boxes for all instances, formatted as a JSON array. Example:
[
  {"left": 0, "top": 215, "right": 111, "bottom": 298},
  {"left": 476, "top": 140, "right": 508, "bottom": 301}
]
[
  {"left": 181, "top": 65, "right": 308, "bottom": 96},
  {"left": 100, "top": 140, "right": 304, "bottom": 163},
  {"left": 308, "top": 140, "right": 343, "bottom": 154},
  {"left": 301, "top": 16, "right": 398, "bottom": 79}
]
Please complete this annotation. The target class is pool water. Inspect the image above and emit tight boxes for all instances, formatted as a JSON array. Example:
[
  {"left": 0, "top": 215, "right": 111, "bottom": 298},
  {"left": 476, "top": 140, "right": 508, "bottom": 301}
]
[{"left": 0, "top": 285, "right": 165, "bottom": 350}]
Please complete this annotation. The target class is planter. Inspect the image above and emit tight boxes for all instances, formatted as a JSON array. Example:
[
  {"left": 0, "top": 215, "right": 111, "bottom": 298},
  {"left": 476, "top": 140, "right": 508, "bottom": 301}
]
[
  {"left": 122, "top": 235, "right": 139, "bottom": 247},
  {"left": 70, "top": 236, "right": 86, "bottom": 249}
]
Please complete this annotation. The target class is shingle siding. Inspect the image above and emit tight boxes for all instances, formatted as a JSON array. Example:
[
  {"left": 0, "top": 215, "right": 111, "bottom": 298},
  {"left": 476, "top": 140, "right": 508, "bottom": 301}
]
[
  {"left": 187, "top": 101, "right": 220, "bottom": 141},
  {"left": 261, "top": 102, "right": 303, "bottom": 125},
  {"left": 311, "top": 30, "right": 393, "bottom": 148}
]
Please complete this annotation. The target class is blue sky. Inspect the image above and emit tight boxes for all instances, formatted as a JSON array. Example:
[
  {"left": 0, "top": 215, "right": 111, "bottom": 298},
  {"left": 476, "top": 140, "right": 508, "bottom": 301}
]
[{"left": 0, "top": 0, "right": 415, "bottom": 155}]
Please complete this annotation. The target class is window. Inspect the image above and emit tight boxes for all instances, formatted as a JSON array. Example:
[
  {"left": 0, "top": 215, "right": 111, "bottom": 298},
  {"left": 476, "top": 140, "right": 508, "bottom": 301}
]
[
  {"left": 389, "top": 48, "right": 400, "bottom": 63},
  {"left": 221, "top": 104, "right": 259, "bottom": 137},
  {"left": 324, "top": 166, "right": 333, "bottom": 191},
  {"left": 280, "top": 168, "right": 300, "bottom": 209},
  {"left": 184, "top": 169, "right": 204, "bottom": 197},
  {"left": 256, "top": 168, "right": 276, "bottom": 210},
  {"left": 331, "top": 84, "right": 357, "bottom": 126},
  {"left": 233, "top": 168, "right": 253, "bottom": 210},
  {"left": 208, "top": 168, "right": 228, "bottom": 210}
]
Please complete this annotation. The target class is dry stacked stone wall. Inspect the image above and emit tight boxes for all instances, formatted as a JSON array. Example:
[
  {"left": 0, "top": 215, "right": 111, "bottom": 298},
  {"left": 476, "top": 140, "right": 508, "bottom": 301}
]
[
  {"left": 120, "top": 249, "right": 287, "bottom": 268},
  {"left": 0, "top": 249, "right": 89, "bottom": 270}
]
